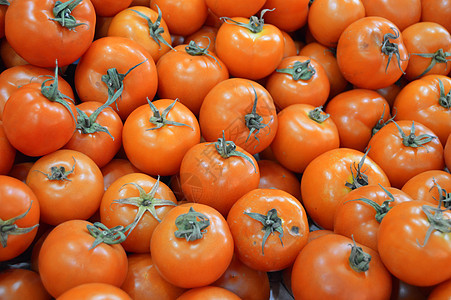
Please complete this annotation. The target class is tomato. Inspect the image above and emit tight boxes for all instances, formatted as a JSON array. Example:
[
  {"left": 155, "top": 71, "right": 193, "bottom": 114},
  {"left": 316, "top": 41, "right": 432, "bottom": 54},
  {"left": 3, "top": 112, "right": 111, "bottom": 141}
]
[
  {"left": 5, "top": 0, "right": 95, "bottom": 68},
  {"left": 185, "top": 25, "right": 219, "bottom": 54},
  {"left": 298, "top": 42, "right": 349, "bottom": 99},
  {"left": 367, "top": 120, "right": 445, "bottom": 189},
  {"left": 257, "top": 159, "right": 301, "bottom": 201},
  {"left": 121, "top": 253, "right": 186, "bottom": 299},
  {"left": 0, "top": 175, "right": 39, "bottom": 262},
  {"left": 123, "top": 99, "right": 200, "bottom": 176},
  {"left": 325, "top": 89, "right": 392, "bottom": 152},
  {"left": 64, "top": 101, "right": 123, "bottom": 168},
  {"left": 281, "top": 30, "right": 297, "bottom": 58},
  {"left": 212, "top": 254, "right": 271, "bottom": 300},
  {"left": 156, "top": 42, "right": 229, "bottom": 116},
  {"left": 57, "top": 283, "right": 132, "bottom": 300},
  {"left": 26, "top": 149, "right": 104, "bottom": 225},
  {"left": 100, "top": 173, "right": 177, "bottom": 253},
  {"left": 38, "top": 219, "right": 129, "bottom": 298},
  {"left": 150, "top": 0, "right": 207, "bottom": 36},
  {"left": 177, "top": 286, "right": 241, "bottom": 300},
  {"left": 428, "top": 278, "right": 451, "bottom": 300},
  {"left": 205, "top": 0, "right": 266, "bottom": 18},
  {"left": 401, "top": 22, "right": 451, "bottom": 81},
  {"left": 270, "top": 104, "right": 340, "bottom": 173},
  {"left": 378, "top": 200, "right": 451, "bottom": 286},
  {"left": 265, "top": 56, "right": 330, "bottom": 109},
  {"left": 334, "top": 184, "right": 414, "bottom": 251},
  {"left": 74, "top": 36, "right": 158, "bottom": 121},
  {"left": 8, "top": 162, "right": 33, "bottom": 183},
  {"left": 150, "top": 203, "right": 234, "bottom": 288},
  {"left": 0, "top": 121, "right": 15, "bottom": 175},
  {"left": 179, "top": 136, "right": 260, "bottom": 217},
  {"left": 301, "top": 147, "right": 390, "bottom": 230},
  {"left": 401, "top": 170, "right": 451, "bottom": 207},
  {"left": 101, "top": 158, "right": 140, "bottom": 191},
  {"left": 0, "top": 268, "right": 51, "bottom": 300},
  {"left": 375, "top": 79, "right": 405, "bottom": 108},
  {"left": 107, "top": 6, "right": 173, "bottom": 63},
  {"left": 291, "top": 234, "right": 392, "bottom": 300},
  {"left": 307, "top": 229, "right": 334, "bottom": 242},
  {"left": 361, "top": 0, "right": 421, "bottom": 31},
  {"left": 0, "top": 38, "right": 28, "bottom": 69},
  {"left": 227, "top": 188, "right": 309, "bottom": 272},
  {"left": 0, "top": 64, "right": 73, "bottom": 120},
  {"left": 261, "top": 0, "right": 309, "bottom": 33},
  {"left": 445, "top": 133, "right": 451, "bottom": 171},
  {"left": 308, "top": 0, "right": 365, "bottom": 48},
  {"left": 421, "top": 0, "right": 451, "bottom": 34},
  {"left": 215, "top": 11, "right": 284, "bottom": 80},
  {"left": 90, "top": 0, "right": 133, "bottom": 17},
  {"left": 337, "top": 17, "right": 409, "bottom": 89},
  {"left": 393, "top": 75, "right": 451, "bottom": 146}
]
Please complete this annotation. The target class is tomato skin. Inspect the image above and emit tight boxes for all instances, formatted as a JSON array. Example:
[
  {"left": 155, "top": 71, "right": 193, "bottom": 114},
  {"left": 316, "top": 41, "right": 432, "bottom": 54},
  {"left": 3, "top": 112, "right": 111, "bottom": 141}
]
[
  {"left": 205, "top": 0, "right": 265, "bottom": 18},
  {"left": 5, "top": 0, "right": 96, "bottom": 68},
  {"left": 334, "top": 184, "right": 414, "bottom": 251},
  {"left": 325, "top": 89, "right": 391, "bottom": 152},
  {"left": 215, "top": 17, "right": 284, "bottom": 80},
  {"left": 291, "top": 234, "right": 392, "bottom": 300},
  {"left": 64, "top": 101, "right": 123, "bottom": 168},
  {"left": 151, "top": 203, "right": 234, "bottom": 288},
  {"left": 57, "top": 283, "right": 132, "bottom": 300},
  {"left": 378, "top": 201, "right": 451, "bottom": 286},
  {"left": 123, "top": 99, "right": 201, "bottom": 176},
  {"left": 393, "top": 75, "right": 451, "bottom": 146},
  {"left": 0, "top": 175, "right": 40, "bottom": 262},
  {"left": 156, "top": 43, "right": 229, "bottom": 116},
  {"left": 367, "top": 120, "right": 445, "bottom": 189},
  {"left": 445, "top": 134, "right": 451, "bottom": 171},
  {"left": 0, "top": 39, "right": 29, "bottom": 69},
  {"left": 257, "top": 160, "right": 301, "bottom": 201},
  {"left": 26, "top": 149, "right": 104, "bottom": 225},
  {"left": 428, "top": 278, "right": 451, "bottom": 300},
  {"left": 401, "top": 170, "right": 451, "bottom": 206},
  {"left": 38, "top": 219, "right": 128, "bottom": 298},
  {"left": 308, "top": 0, "right": 365, "bottom": 48},
  {"left": 179, "top": 142, "right": 260, "bottom": 217},
  {"left": 177, "top": 286, "right": 241, "bottom": 300},
  {"left": 421, "top": 0, "right": 451, "bottom": 34},
  {"left": 301, "top": 148, "right": 390, "bottom": 230},
  {"left": 337, "top": 17, "right": 409, "bottom": 90},
  {"left": 90, "top": 0, "right": 133, "bottom": 17},
  {"left": 0, "top": 268, "right": 51, "bottom": 300},
  {"left": 100, "top": 172, "right": 177, "bottom": 253},
  {"left": 261, "top": 0, "right": 309, "bottom": 33},
  {"left": 74, "top": 36, "right": 158, "bottom": 121},
  {"left": 0, "top": 122, "right": 15, "bottom": 175},
  {"left": 121, "top": 253, "right": 186, "bottom": 300},
  {"left": 265, "top": 56, "right": 330, "bottom": 109},
  {"left": 227, "top": 189, "right": 309, "bottom": 272},
  {"left": 8, "top": 162, "right": 33, "bottom": 183},
  {"left": 361, "top": 0, "right": 421, "bottom": 31},
  {"left": 101, "top": 158, "right": 141, "bottom": 191},
  {"left": 270, "top": 104, "right": 340, "bottom": 173}
]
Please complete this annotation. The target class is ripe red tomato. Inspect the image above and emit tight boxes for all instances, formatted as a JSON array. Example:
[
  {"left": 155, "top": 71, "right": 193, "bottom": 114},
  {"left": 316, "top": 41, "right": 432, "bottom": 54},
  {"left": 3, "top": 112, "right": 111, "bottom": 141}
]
[
  {"left": 156, "top": 42, "right": 229, "bottom": 116},
  {"left": 5, "top": 0, "right": 96, "bottom": 67},
  {"left": 205, "top": 0, "right": 266, "bottom": 18},
  {"left": 121, "top": 253, "right": 186, "bottom": 299},
  {"left": 57, "top": 283, "right": 132, "bottom": 300},
  {"left": 337, "top": 17, "right": 409, "bottom": 89},
  {"left": 378, "top": 200, "right": 451, "bottom": 286},
  {"left": 177, "top": 286, "right": 241, "bottom": 300},
  {"left": 257, "top": 159, "right": 301, "bottom": 201},
  {"left": 100, "top": 159, "right": 141, "bottom": 191},
  {"left": 0, "top": 175, "right": 39, "bottom": 262},
  {"left": 270, "top": 104, "right": 340, "bottom": 173},
  {"left": 150, "top": 203, "right": 234, "bottom": 288},
  {"left": 361, "top": 0, "right": 421, "bottom": 31},
  {"left": 401, "top": 170, "right": 451, "bottom": 207},
  {"left": 291, "top": 234, "right": 392, "bottom": 300},
  {"left": 367, "top": 120, "right": 445, "bottom": 188},
  {"left": 301, "top": 147, "right": 390, "bottom": 230},
  {"left": 261, "top": 0, "right": 310, "bottom": 33},
  {"left": 38, "top": 219, "right": 129, "bottom": 298},
  {"left": 265, "top": 56, "right": 330, "bottom": 109},
  {"left": 26, "top": 149, "right": 104, "bottom": 225},
  {"left": 0, "top": 268, "right": 51, "bottom": 300},
  {"left": 0, "top": 121, "right": 15, "bottom": 175},
  {"left": 122, "top": 99, "right": 200, "bottom": 176},
  {"left": 90, "top": 0, "right": 133, "bottom": 17},
  {"left": 227, "top": 188, "right": 309, "bottom": 272},
  {"left": 421, "top": 0, "right": 451, "bottom": 34}
]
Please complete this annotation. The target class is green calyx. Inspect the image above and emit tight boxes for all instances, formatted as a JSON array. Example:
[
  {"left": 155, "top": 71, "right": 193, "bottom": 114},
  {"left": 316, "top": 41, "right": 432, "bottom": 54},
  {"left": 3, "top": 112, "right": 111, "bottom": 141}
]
[
  {"left": 87, "top": 222, "right": 131, "bottom": 250},
  {"left": 0, "top": 0, "right": 9, "bottom": 6},
  {"left": 430, "top": 179, "right": 451, "bottom": 209},
  {"left": 244, "top": 83, "right": 271, "bottom": 147},
  {"left": 411, "top": 49, "right": 451, "bottom": 79},
  {"left": 381, "top": 27, "right": 405, "bottom": 74},
  {"left": 174, "top": 207, "right": 210, "bottom": 241},
  {"left": 348, "top": 235, "right": 372, "bottom": 272},
  {"left": 146, "top": 98, "right": 194, "bottom": 130},
  {"left": 417, "top": 200, "right": 451, "bottom": 247},
  {"left": 438, "top": 78, "right": 451, "bottom": 109},
  {"left": 372, "top": 103, "right": 395, "bottom": 136},
  {"left": 392, "top": 120, "right": 436, "bottom": 149},
  {"left": 308, "top": 106, "right": 329, "bottom": 123},
  {"left": 50, "top": 0, "right": 87, "bottom": 30},
  {"left": 345, "top": 148, "right": 370, "bottom": 190},
  {"left": 244, "top": 208, "right": 284, "bottom": 255},
  {"left": 220, "top": 8, "right": 274, "bottom": 34},
  {"left": 276, "top": 60, "right": 316, "bottom": 81},
  {"left": 185, "top": 39, "right": 221, "bottom": 67},
  {"left": 33, "top": 157, "right": 76, "bottom": 181},
  {"left": 0, "top": 201, "right": 38, "bottom": 248}
]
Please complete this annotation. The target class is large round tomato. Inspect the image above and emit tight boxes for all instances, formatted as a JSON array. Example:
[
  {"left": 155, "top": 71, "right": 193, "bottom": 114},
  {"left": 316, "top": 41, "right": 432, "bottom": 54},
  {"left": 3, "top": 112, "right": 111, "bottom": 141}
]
[
  {"left": 57, "top": 283, "right": 132, "bottom": 300},
  {"left": 122, "top": 99, "right": 200, "bottom": 176},
  {"left": 291, "top": 234, "right": 392, "bottom": 300},
  {"left": 257, "top": 160, "right": 301, "bottom": 201},
  {"left": 0, "top": 175, "right": 40, "bottom": 262},
  {"left": 0, "top": 268, "right": 51, "bottom": 300},
  {"left": 378, "top": 200, "right": 451, "bottom": 286},
  {"left": 401, "top": 170, "right": 451, "bottom": 207},
  {"left": 26, "top": 149, "right": 104, "bottom": 225},
  {"left": 337, "top": 16, "right": 409, "bottom": 89},
  {"left": 5, "top": 0, "right": 96, "bottom": 67},
  {"left": 361, "top": 0, "right": 421, "bottom": 31},
  {"left": 38, "top": 219, "right": 129, "bottom": 298},
  {"left": 421, "top": 0, "right": 451, "bottom": 34},
  {"left": 227, "top": 188, "right": 309, "bottom": 272},
  {"left": 261, "top": 0, "right": 309, "bottom": 33},
  {"left": 90, "top": 0, "right": 133, "bottom": 17},
  {"left": 100, "top": 158, "right": 140, "bottom": 191},
  {"left": 150, "top": 203, "right": 234, "bottom": 288},
  {"left": 205, "top": 0, "right": 265, "bottom": 18},
  {"left": 0, "top": 121, "right": 15, "bottom": 175}
]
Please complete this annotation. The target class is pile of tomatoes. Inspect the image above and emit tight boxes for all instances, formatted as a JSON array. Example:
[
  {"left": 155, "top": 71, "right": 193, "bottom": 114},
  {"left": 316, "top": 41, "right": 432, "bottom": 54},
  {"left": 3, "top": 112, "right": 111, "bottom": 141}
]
[{"left": 0, "top": 0, "right": 450, "bottom": 299}]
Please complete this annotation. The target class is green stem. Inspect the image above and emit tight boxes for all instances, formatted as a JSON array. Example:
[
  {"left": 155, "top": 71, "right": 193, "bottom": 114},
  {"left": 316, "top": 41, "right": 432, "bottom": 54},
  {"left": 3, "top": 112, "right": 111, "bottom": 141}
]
[
  {"left": 308, "top": 106, "right": 329, "bottom": 123},
  {"left": 381, "top": 27, "right": 405, "bottom": 74},
  {"left": 174, "top": 207, "right": 210, "bottom": 241},
  {"left": 146, "top": 98, "right": 194, "bottom": 130},
  {"left": 437, "top": 79, "right": 451, "bottom": 109},
  {"left": 348, "top": 235, "right": 372, "bottom": 272},
  {"left": 87, "top": 222, "right": 133, "bottom": 250},
  {"left": 410, "top": 49, "right": 451, "bottom": 79},
  {"left": 372, "top": 103, "right": 395, "bottom": 136},
  {"left": 33, "top": 157, "right": 76, "bottom": 181},
  {"left": 0, "top": 202, "right": 38, "bottom": 248},
  {"left": 220, "top": 9, "right": 274, "bottom": 34},
  {"left": 345, "top": 148, "right": 370, "bottom": 190},
  {"left": 391, "top": 120, "right": 436, "bottom": 149},
  {"left": 50, "top": 0, "right": 87, "bottom": 30},
  {"left": 185, "top": 39, "right": 220, "bottom": 67},
  {"left": 244, "top": 83, "right": 271, "bottom": 147},
  {"left": 417, "top": 201, "right": 451, "bottom": 247},
  {"left": 276, "top": 60, "right": 316, "bottom": 81}
]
